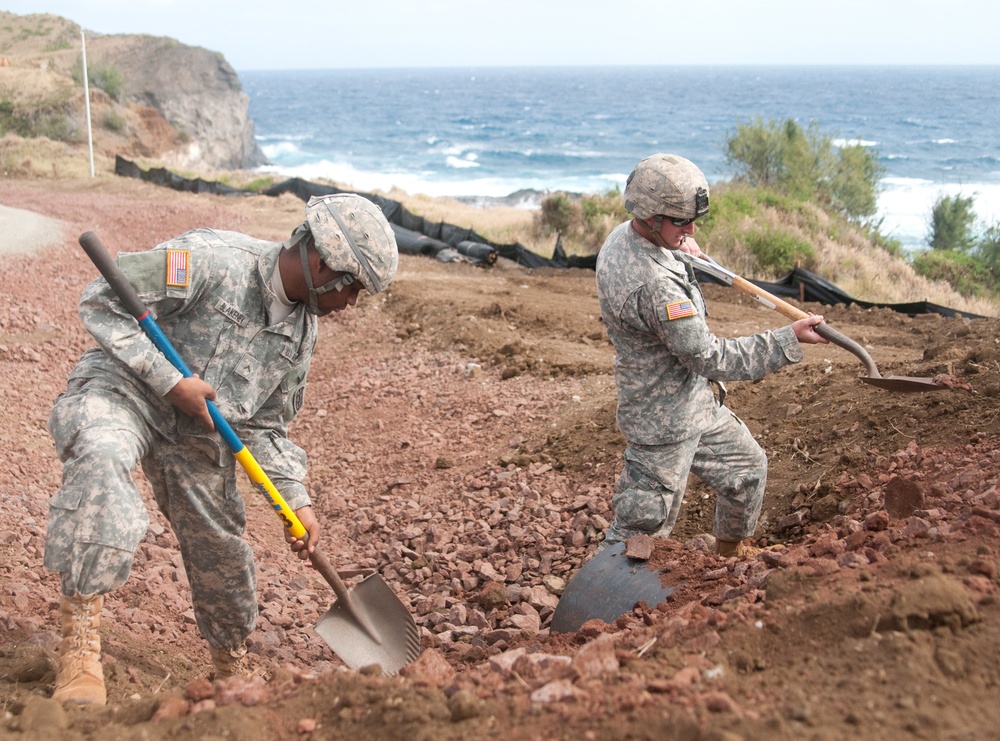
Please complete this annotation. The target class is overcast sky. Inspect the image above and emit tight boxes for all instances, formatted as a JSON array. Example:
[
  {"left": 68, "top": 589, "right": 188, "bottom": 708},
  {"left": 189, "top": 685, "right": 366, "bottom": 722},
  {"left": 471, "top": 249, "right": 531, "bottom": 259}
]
[{"left": 5, "top": 0, "right": 1000, "bottom": 70}]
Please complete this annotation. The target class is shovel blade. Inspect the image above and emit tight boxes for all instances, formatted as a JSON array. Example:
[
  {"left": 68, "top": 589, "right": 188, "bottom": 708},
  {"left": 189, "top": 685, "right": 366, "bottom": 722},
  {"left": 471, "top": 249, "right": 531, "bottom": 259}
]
[
  {"left": 313, "top": 573, "right": 421, "bottom": 676},
  {"left": 550, "top": 542, "right": 675, "bottom": 633},
  {"left": 859, "top": 375, "right": 950, "bottom": 393}
]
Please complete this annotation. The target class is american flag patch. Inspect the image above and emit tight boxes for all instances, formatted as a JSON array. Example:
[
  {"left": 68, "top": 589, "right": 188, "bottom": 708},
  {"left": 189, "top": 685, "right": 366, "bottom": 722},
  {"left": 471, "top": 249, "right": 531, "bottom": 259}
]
[
  {"left": 166, "top": 250, "right": 190, "bottom": 287},
  {"left": 665, "top": 300, "right": 695, "bottom": 320}
]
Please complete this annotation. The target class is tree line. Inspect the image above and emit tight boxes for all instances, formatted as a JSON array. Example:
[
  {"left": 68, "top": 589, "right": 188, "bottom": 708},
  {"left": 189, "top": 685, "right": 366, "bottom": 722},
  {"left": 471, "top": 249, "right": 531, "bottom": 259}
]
[
  {"left": 725, "top": 117, "right": 1000, "bottom": 299},
  {"left": 536, "top": 118, "right": 999, "bottom": 300}
]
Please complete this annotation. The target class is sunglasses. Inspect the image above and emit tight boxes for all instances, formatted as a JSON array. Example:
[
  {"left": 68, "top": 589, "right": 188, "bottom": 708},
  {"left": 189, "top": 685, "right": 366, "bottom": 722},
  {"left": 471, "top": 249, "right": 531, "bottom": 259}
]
[{"left": 666, "top": 187, "right": 710, "bottom": 227}]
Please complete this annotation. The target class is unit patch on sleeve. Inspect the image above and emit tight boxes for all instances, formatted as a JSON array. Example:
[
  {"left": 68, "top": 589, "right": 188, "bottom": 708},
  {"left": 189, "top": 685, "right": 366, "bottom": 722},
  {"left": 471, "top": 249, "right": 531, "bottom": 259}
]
[
  {"left": 665, "top": 300, "right": 696, "bottom": 321},
  {"left": 166, "top": 250, "right": 190, "bottom": 287}
]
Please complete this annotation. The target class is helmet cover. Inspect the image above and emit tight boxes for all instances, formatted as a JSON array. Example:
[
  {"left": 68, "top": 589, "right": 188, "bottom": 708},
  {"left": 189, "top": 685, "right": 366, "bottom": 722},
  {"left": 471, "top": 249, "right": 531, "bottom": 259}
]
[
  {"left": 623, "top": 153, "right": 710, "bottom": 221},
  {"left": 303, "top": 193, "right": 398, "bottom": 294}
]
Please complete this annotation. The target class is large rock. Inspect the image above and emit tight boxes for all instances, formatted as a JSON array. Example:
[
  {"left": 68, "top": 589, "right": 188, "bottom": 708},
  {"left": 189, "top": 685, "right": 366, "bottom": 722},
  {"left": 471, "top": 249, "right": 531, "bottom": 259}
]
[
  {"left": 0, "top": 12, "right": 267, "bottom": 171},
  {"left": 92, "top": 35, "right": 268, "bottom": 170}
]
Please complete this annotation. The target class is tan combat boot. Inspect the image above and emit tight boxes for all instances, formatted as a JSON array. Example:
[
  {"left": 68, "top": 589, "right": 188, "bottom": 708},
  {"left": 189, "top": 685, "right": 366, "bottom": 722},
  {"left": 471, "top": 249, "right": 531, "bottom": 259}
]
[
  {"left": 52, "top": 593, "right": 106, "bottom": 705},
  {"left": 715, "top": 538, "right": 763, "bottom": 559},
  {"left": 209, "top": 642, "right": 249, "bottom": 680}
]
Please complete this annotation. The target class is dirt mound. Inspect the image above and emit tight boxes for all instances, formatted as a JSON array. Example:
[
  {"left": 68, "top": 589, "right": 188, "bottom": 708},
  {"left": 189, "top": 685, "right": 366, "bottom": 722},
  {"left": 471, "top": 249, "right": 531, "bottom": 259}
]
[{"left": 1, "top": 177, "right": 999, "bottom": 740}]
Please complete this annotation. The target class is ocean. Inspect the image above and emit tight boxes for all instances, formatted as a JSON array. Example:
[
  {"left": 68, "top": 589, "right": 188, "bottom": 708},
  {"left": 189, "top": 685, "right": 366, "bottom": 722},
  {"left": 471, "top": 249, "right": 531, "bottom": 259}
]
[{"left": 240, "top": 66, "right": 1000, "bottom": 252}]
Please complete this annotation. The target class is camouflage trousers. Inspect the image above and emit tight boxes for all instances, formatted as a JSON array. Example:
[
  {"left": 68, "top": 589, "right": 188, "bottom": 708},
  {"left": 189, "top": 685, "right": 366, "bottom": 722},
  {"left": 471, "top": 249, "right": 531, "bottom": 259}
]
[
  {"left": 601, "top": 408, "right": 767, "bottom": 550},
  {"left": 44, "top": 377, "right": 257, "bottom": 651}
]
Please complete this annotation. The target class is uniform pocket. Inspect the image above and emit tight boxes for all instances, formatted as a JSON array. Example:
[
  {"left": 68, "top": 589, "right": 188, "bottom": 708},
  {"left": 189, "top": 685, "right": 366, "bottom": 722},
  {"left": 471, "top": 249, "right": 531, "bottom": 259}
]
[
  {"left": 280, "top": 364, "right": 309, "bottom": 422},
  {"left": 611, "top": 463, "right": 668, "bottom": 532},
  {"left": 217, "top": 353, "right": 267, "bottom": 417},
  {"left": 49, "top": 487, "right": 85, "bottom": 512}
]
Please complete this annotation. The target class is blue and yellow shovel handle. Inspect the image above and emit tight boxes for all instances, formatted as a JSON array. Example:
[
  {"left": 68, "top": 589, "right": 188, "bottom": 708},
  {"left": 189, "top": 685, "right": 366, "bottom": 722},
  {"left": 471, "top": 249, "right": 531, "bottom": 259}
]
[
  {"left": 78, "top": 231, "right": 307, "bottom": 540},
  {"left": 78, "top": 232, "right": 399, "bottom": 650}
]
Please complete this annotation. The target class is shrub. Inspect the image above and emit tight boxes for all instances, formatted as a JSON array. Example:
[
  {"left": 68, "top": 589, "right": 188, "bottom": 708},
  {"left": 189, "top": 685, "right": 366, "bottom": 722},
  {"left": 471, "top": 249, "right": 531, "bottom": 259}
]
[
  {"left": 578, "top": 188, "right": 627, "bottom": 248},
  {"left": 725, "top": 117, "right": 782, "bottom": 188},
  {"left": 976, "top": 223, "right": 1000, "bottom": 270},
  {"left": 696, "top": 184, "right": 760, "bottom": 236},
  {"left": 0, "top": 100, "right": 15, "bottom": 133},
  {"left": 829, "top": 142, "right": 883, "bottom": 222},
  {"left": 738, "top": 227, "right": 815, "bottom": 275},
  {"left": 90, "top": 63, "right": 124, "bottom": 102},
  {"left": 535, "top": 189, "right": 627, "bottom": 254},
  {"left": 33, "top": 113, "right": 75, "bottom": 142},
  {"left": 0, "top": 99, "right": 75, "bottom": 142},
  {"left": 928, "top": 193, "right": 977, "bottom": 252},
  {"left": 100, "top": 110, "right": 125, "bottom": 133},
  {"left": 538, "top": 192, "right": 578, "bottom": 236},
  {"left": 72, "top": 59, "right": 125, "bottom": 102},
  {"left": 725, "top": 117, "right": 883, "bottom": 224},
  {"left": 912, "top": 248, "right": 992, "bottom": 297}
]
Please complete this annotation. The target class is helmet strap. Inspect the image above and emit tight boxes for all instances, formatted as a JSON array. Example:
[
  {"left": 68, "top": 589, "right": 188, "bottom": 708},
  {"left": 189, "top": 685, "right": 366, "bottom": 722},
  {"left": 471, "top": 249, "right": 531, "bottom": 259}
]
[
  {"left": 297, "top": 235, "right": 343, "bottom": 316},
  {"left": 632, "top": 216, "right": 673, "bottom": 250}
]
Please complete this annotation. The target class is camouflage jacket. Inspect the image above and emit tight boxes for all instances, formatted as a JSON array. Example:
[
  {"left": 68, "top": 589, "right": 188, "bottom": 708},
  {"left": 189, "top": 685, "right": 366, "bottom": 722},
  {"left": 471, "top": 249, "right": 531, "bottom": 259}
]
[
  {"left": 70, "top": 229, "right": 317, "bottom": 510},
  {"left": 595, "top": 222, "right": 802, "bottom": 445}
]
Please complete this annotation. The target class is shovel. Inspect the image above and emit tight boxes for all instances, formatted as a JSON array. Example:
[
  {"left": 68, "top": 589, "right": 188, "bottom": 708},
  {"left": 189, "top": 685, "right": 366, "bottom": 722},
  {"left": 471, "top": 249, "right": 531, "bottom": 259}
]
[
  {"left": 550, "top": 541, "right": 674, "bottom": 633},
  {"left": 682, "top": 253, "right": 950, "bottom": 392},
  {"left": 78, "top": 231, "right": 421, "bottom": 675}
]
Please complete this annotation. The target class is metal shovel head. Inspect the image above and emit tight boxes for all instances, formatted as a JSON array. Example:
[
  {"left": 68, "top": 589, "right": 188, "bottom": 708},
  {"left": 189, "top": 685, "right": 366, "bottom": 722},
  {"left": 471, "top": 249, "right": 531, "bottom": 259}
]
[
  {"left": 313, "top": 572, "right": 421, "bottom": 676},
  {"left": 550, "top": 542, "right": 675, "bottom": 633},
  {"left": 859, "top": 375, "right": 951, "bottom": 393}
]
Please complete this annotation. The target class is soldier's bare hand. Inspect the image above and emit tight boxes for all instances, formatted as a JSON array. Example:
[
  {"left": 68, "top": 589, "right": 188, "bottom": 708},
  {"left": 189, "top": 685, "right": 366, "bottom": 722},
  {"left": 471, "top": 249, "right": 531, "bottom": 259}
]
[
  {"left": 164, "top": 375, "right": 218, "bottom": 429},
  {"left": 679, "top": 236, "right": 703, "bottom": 258},
  {"left": 792, "top": 314, "right": 829, "bottom": 344},
  {"left": 287, "top": 505, "right": 320, "bottom": 561}
]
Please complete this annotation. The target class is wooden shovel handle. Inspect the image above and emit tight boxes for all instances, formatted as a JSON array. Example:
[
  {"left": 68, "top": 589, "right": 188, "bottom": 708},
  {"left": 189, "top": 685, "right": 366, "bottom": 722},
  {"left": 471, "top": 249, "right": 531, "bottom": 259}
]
[
  {"left": 729, "top": 275, "right": 881, "bottom": 378},
  {"left": 731, "top": 275, "right": 808, "bottom": 321}
]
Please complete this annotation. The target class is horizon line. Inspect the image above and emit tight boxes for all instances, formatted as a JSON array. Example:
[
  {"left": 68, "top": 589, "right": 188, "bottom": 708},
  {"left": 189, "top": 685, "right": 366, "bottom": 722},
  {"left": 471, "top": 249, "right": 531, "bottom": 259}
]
[{"left": 235, "top": 62, "right": 1000, "bottom": 73}]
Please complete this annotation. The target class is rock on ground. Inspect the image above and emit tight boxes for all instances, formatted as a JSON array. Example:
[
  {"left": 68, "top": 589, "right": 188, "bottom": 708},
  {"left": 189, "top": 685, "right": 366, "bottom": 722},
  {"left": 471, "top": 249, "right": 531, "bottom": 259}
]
[{"left": 0, "top": 177, "right": 999, "bottom": 740}]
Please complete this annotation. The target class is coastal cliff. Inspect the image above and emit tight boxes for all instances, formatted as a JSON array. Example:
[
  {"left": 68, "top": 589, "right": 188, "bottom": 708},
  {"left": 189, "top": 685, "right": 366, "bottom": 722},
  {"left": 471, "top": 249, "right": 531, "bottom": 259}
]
[
  {"left": 89, "top": 33, "right": 268, "bottom": 170},
  {"left": 0, "top": 11, "right": 266, "bottom": 172}
]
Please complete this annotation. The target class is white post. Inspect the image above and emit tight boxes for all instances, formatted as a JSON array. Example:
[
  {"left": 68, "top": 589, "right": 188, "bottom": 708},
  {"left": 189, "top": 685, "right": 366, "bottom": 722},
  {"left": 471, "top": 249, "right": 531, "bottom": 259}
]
[{"left": 81, "top": 28, "right": 95, "bottom": 177}]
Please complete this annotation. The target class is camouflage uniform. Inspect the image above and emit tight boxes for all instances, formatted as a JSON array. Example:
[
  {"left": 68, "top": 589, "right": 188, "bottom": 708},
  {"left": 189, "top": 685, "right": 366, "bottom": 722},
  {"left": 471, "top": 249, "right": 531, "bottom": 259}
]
[
  {"left": 595, "top": 221, "right": 803, "bottom": 548},
  {"left": 45, "top": 228, "right": 316, "bottom": 651}
]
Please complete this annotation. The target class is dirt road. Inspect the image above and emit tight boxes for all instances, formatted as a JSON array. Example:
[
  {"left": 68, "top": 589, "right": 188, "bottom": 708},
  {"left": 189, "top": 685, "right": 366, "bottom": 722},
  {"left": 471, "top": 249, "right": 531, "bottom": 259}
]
[
  {"left": 0, "top": 204, "right": 67, "bottom": 255},
  {"left": 0, "top": 177, "right": 998, "bottom": 740}
]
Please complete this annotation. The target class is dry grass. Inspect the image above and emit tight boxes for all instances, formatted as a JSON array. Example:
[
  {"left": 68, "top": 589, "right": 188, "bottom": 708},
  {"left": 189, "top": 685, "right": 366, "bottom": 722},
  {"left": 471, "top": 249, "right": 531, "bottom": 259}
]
[
  {"left": 0, "top": 67, "right": 74, "bottom": 107},
  {"left": 704, "top": 198, "right": 1000, "bottom": 318},
  {"left": 384, "top": 187, "right": 559, "bottom": 257},
  {"left": 0, "top": 133, "right": 105, "bottom": 178}
]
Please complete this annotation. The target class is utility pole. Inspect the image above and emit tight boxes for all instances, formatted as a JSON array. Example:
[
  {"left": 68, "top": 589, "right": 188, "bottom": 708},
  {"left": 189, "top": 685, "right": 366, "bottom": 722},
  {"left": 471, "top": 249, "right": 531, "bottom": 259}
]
[{"left": 81, "top": 28, "right": 95, "bottom": 177}]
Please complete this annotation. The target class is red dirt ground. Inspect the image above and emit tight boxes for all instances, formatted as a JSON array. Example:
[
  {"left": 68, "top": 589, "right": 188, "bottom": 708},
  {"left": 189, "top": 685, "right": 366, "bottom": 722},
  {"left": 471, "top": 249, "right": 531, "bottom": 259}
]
[{"left": 1, "top": 177, "right": 998, "bottom": 741}]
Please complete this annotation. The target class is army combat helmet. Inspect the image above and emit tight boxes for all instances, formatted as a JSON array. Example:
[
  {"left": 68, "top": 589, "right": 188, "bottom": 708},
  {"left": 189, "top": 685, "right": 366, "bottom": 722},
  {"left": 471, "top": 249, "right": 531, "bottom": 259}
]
[
  {"left": 292, "top": 193, "right": 399, "bottom": 314},
  {"left": 624, "top": 153, "right": 710, "bottom": 224}
]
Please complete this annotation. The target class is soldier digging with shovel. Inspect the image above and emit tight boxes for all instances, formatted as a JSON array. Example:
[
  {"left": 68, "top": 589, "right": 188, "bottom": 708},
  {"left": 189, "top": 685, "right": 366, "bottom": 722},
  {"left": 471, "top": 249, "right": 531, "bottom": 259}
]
[
  {"left": 594, "top": 154, "right": 829, "bottom": 559},
  {"left": 44, "top": 194, "right": 398, "bottom": 704}
]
